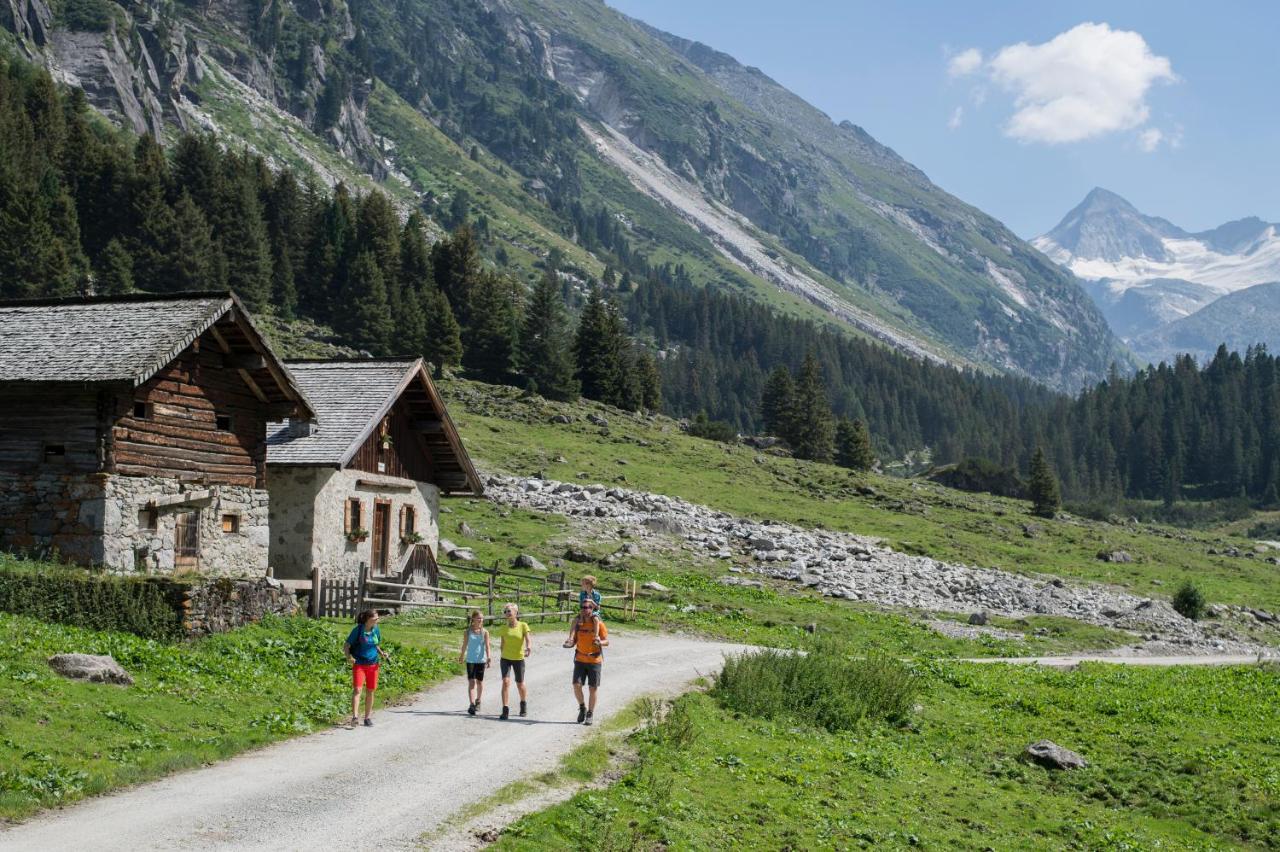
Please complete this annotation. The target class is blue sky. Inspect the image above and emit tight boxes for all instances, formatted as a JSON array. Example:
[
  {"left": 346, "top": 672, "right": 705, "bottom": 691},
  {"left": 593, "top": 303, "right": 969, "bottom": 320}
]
[{"left": 607, "top": 1, "right": 1279, "bottom": 238}]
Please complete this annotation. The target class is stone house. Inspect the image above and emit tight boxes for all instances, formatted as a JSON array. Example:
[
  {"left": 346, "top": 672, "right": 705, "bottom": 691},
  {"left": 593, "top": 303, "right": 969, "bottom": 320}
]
[
  {"left": 0, "top": 292, "right": 314, "bottom": 573},
  {"left": 265, "top": 358, "right": 482, "bottom": 583}
]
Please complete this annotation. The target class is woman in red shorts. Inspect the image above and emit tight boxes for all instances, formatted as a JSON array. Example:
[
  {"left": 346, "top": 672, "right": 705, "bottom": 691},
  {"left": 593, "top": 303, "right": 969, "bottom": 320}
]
[{"left": 344, "top": 609, "right": 391, "bottom": 727}]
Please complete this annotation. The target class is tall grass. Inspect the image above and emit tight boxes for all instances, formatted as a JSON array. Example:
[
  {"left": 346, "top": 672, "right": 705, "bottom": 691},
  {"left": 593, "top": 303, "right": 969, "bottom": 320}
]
[{"left": 712, "top": 638, "right": 917, "bottom": 732}]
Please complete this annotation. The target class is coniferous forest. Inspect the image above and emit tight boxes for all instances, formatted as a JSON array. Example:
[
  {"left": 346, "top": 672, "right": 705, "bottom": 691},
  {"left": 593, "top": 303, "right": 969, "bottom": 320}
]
[{"left": 1, "top": 59, "right": 1277, "bottom": 507}]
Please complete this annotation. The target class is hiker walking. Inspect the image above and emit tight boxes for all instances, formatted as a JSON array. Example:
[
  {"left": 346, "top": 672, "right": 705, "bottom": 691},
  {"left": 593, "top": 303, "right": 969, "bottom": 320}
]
[
  {"left": 458, "top": 608, "right": 492, "bottom": 716},
  {"left": 344, "top": 609, "right": 391, "bottom": 728},
  {"left": 565, "top": 599, "right": 609, "bottom": 725},
  {"left": 564, "top": 574, "right": 604, "bottom": 647},
  {"left": 497, "top": 602, "right": 532, "bottom": 720}
]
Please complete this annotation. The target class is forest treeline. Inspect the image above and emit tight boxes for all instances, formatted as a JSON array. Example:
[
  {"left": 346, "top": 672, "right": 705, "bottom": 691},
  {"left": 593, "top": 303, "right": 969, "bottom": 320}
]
[{"left": 1, "top": 59, "right": 1277, "bottom": 505}]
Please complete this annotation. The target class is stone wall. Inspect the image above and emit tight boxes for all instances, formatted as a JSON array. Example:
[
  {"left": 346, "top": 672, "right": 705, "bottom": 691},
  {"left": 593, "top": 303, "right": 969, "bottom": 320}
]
[
  {"left": 100, "top": 475, "right": 269, "bottom": 575},
  {"left": 0, "top": 470, "right": 269, "bottom": 575},
  {"left": 0, "top": 470, "right": 107, "bottom": 564},
  {"left": 311, "top": 469, "right": 439, "bottom": 581},
  {"left": 179, "top": 576, "right": 298, "bottom": 637},
  {"left": 266, "top": 467, "right": 326, "bottom": 580}
]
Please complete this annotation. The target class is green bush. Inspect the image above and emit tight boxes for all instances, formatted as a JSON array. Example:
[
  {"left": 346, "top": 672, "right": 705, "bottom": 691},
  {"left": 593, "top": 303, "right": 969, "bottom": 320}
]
[
  {"left": 56, "top": 0, "right": 114, "bottom": 31},
  {"left": 1172, "top": 582, "right": 1206, "bottom": 621},
  {"left": 712, "top": 638, "right": 917, "bottom": 732},
  {"left": 0, "top": 564, "right": 184, "bottom": 640}
]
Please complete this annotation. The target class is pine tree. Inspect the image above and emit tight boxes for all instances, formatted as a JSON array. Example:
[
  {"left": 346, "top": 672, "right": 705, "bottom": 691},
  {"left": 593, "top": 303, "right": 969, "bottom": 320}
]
[
  {"left": 345, "top": 252, "right": 394, "bottom": 355},
  {"left": 462, "top": 270, "right": 520, "bottom": 383},
  {"left": 519, "top": 267, "right": 578, "bottom": 401},
  {"left": 761, "top": 366, "right": 796, "bottom": 441},
  {"left": 430, "top": 226, "right": 482, "bottom": 329},
  {"left": 217, "top": 167, "right": 272, "bottom": 309},
  {"left": 835, "top": 418, "right": 875, "bottom": 471},
  {"left": 93, "top": 238, "right": 134, "bottom": 295},
  {"left": 1028, "top": 446, "right": 1062, "bottom": 518},
  {"left": 399, "top": 211, "right": 432, "bottom": 290},
  {"left": 422, "top": 287, "right": 463, "bottom": 374},
  {"left": 171, "top": 192, "right": 221, "bottom": 291},
  {"left": 790, "top": 353, "right": 835, "bottom": 462}
]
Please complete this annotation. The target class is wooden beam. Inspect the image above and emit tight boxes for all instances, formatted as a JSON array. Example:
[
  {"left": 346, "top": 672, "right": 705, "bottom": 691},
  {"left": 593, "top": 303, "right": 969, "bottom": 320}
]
[
  {"left": 225, "top": 353, "right": 268, "bottom": 371},
  {"left": 207, "top": 324, "right": 234, "bottom": 354},
  {"left": 412, "top": 420, "right": 445, "bottom": 433},
  {"left": 237, "top": 368, "right": 269, "bottom": 403}
]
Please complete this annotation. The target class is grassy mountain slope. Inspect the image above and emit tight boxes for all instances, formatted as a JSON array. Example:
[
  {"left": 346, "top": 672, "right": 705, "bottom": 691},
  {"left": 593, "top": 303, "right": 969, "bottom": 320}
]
[{"left": 3, "top": 0, "right": 1128, "bottom": 388}]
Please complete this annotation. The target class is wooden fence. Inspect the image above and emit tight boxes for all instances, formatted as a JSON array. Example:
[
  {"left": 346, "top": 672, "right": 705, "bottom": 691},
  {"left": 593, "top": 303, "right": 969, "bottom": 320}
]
[{"left": 304, "top": 556, "right": 644, "bottom": 623}]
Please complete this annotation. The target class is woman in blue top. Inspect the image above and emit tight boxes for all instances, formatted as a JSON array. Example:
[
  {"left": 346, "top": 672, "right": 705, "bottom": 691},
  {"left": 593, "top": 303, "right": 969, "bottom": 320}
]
[
  {"left": 457, "top": 609, "right": 492, "bottom": 716},
  {"left": 344, "top": 609, "right": 391, "bottom": 728}
]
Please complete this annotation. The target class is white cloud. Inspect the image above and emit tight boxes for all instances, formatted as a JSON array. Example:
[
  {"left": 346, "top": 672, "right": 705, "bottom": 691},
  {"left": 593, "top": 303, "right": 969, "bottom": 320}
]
[
  {"left": 1137, "top": 127, "right": 1163, "bottom": 152},
  {"left": 986, "top": 23, "right": 1176, "bottom": 144},
  {"left": 948, "top": 106, "right": 964, "bottom": 130},
  {"left": 948, "top": 48, "right": 983, "bottom": 78}
]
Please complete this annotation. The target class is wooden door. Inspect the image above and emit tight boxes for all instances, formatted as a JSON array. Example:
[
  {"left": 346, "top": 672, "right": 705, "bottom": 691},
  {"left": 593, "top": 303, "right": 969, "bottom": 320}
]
[
  {"left": 371, "top": 502, "right": 391, "bottom": 575},
  {"left": 174, "top": 510, "right": 200, "bottom": 571}
]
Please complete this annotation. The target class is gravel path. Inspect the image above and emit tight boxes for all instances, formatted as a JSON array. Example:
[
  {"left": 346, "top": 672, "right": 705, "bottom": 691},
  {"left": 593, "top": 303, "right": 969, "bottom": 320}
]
[{"left": 0, "top": 631, "right": 740, "bottom": 852}]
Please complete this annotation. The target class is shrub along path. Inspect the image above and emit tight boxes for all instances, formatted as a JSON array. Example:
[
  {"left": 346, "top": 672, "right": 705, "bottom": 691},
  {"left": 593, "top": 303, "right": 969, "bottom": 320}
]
[{"left": 0, "top": 630, "right": 742, "bottom": 851}]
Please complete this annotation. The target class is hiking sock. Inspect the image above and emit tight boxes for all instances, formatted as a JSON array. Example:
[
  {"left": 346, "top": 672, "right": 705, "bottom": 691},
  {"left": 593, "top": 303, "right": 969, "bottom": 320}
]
[
  {"left": 519, "top": 700, "right": 527, "bottom": 717},
  {"left": 583, "top": 711, "right": 593, "bottom": 726},
  {"left": 577, "top": 704, "right": 587, "bottom": 724},
  {"left": 500, "top": 706, "right": 510, "bottom": 720}
]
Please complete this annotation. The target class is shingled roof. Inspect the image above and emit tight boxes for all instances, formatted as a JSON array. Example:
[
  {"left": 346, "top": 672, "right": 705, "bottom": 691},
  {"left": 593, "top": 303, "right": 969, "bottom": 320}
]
[
  {"left": 266, "top": 358, "right": 482, "bottom": 496},
  {"left": 0, "top": 291, "right": 314, "bottom": 417}
]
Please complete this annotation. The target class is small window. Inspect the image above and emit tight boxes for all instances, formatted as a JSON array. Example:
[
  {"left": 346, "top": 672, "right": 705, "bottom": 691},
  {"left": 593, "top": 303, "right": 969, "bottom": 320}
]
[
  {"left": 138, "top": 507, "right": 158, "bottom": 531},
  {"left": 401, "top": 505, "right": 416, "bottom": 536},
  {"left": 215, "top": 414, "right": 232, "bottom": 432},
  {"left": 133, "top": 401, "right": 150, "bottom": 419},
  {"left": 221, "top": 514, "right": 240, "bottom": 533},
  {"left": 345, "top": 498, "right": 363, "bottom": 533},
  {"left": 43, "top": 444, "right": 66, "bottom": 464}
]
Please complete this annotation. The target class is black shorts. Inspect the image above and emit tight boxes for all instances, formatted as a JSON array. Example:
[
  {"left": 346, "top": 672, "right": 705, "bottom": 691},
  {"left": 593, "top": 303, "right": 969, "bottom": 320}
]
[
  {"left": 500, "top": 658, "right": 525, "bottom": 683},
  {"left": 572, "top": 661, "right": 601, "bottom": 688},
  {"left": 466, "top": 662, "right": 486, "bottom": 681}
]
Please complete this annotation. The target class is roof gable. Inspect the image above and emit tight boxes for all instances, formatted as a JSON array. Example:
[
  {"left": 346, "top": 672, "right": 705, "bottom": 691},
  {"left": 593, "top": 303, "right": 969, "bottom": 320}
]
[{"left": 267, "top": 358, "right": 482, "bottom": 495}]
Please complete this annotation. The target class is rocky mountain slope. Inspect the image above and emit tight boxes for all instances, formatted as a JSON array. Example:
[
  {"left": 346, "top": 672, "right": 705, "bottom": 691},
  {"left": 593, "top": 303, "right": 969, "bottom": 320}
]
[
  {"left": 3, "top": 0, "right": 1127, "bottom": 389},
  {"left": 1035, "top": 188, "right": 1280, "bottom": 352},
  {"left": 1129, "top": 282, "right": 1280, "bottom": 365}
]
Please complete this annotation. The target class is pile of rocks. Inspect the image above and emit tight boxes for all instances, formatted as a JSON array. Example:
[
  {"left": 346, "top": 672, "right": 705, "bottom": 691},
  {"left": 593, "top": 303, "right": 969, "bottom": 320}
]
[{"left": 484, "top": 474, "right": 1268, "bottom": 655}]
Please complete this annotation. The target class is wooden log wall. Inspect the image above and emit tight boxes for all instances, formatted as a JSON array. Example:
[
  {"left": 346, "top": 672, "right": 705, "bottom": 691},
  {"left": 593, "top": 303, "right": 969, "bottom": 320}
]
[
  {"left": 110, "top": 331, "right": 267, "bottom": 488},
  {"left": 0, "top": 385, "right": 105, "bottom": 472}
]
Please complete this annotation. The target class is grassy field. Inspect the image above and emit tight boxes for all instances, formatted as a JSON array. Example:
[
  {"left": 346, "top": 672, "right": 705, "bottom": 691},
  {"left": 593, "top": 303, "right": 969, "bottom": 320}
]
[
  {"left": 0, "top": 613, "right": 457, "bottom": 821},
  {"left": 497, "top": 658, "right": 1280, "bottom": 850},
  {"left": 441, "top": 380, "right": 1280, "bottom": 613}
]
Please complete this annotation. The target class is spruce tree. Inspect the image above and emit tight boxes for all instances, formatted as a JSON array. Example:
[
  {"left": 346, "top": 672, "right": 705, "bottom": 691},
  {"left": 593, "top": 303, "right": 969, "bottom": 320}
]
[
  {"left": 462, "top": 270, "right": 520, "bottom": 383},
  {"left": 94, "top": 238, "right": 134, "bottom": 295},
  {"left": 636, "top": 352, "right": 662, "bottom": 411},
  {"left": 1028, "top": 446, "right": 1062, "bottom": 518},
  {"left": 171, "top": 192, "right": 221, "bottom": 291},
  {"left": 430, "top": 226, "right": 482, "bottom": 329},
  {"left": 574, "top": 285, "right": 625, "bottom": 406},
  {"left": 761, "top": 366, "right": 796, "bottom": 441},
  {"left": 422, "top": 287, "right": 463, "bottom": 374},
  {"left": 519, "top": 267, "right": 578, "bottom": 401},
  {"left": 217, "top": 168, "right": 272, "bottom": 309},
  {"left": 835, "top": 418, "right": 875, "bottom": 471},
  {"left": 345, "top": 252, "right": 394, "bottom": 355},
  {"left": 790, "top": 353, "right": 835, "bottom": 462}
]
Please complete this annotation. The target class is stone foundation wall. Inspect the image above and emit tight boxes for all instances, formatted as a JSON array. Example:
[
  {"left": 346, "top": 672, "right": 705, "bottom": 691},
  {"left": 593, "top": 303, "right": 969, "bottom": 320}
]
[
  {"left": 0, "top": 470, "right": 106, "bottom": 564},
  {"left": 102, "top": 475, "right": 269, "bottom": 575},
  {"left": 0, "top": 471, "right": 269, "bottom": 575},
  {"left": 179, "top": 576, "right": 298, "bottom": 637}
]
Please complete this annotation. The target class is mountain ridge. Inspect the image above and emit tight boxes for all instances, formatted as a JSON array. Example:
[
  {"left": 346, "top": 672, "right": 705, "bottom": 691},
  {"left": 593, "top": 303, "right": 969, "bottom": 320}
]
[{"left": 1, "top": 0, "right": 1128, "bottom": 389}]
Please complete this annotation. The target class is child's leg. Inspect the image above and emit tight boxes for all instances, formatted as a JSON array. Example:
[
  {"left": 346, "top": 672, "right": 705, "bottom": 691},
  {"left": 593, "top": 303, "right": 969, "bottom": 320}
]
[
  {"left": 501, "top": 676, "right": 511, "bottom": 708},
  {"left": 467, "top": 678, "right": 476, "bottom": 703},
  {"left": 517, "top": 680, "right": 528, "bottom": 701},
  {"left": 475, "top": 678, "right": 483, "bottom": 704}
]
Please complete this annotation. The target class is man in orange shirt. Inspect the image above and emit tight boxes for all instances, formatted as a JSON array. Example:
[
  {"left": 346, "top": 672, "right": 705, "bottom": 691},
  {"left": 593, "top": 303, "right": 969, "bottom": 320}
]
[{"left": 563, "top": 599, "right": 609, "bottom": 725}]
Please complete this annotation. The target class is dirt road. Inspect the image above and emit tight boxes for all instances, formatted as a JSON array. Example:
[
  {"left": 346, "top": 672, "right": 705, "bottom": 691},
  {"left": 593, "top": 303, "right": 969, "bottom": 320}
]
[{"left": 0, "top": 630, "right": 740, "bottom": 852}]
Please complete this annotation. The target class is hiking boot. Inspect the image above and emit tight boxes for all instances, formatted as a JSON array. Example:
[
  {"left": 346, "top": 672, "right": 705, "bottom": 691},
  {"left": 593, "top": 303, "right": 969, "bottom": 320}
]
[
  {"left": 519, "top": 701, "right": 528, "bottom": 717},
  {"left": 500, "top": 706, "right": 510, "bottom": 720},
  {"left": 363, "top": 717, "right": 374, "bottom": 727},
  {"left": 347, "top": 716, "right": 358, "bottom": 729},
  {"left": 583, "top": 711, "right": 593, "bottom": 726},
  {"left": 577, "top": 704, "right": 587, "bottom": 724},
  {"left": 467, "top": 701, "right": 477, "bottom": 716}
]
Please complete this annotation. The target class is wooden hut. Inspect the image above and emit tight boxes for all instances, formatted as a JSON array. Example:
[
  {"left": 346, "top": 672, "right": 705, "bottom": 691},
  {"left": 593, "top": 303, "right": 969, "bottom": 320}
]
[{"left": 0, "top": 292, "right": 313, "bottom": 573}]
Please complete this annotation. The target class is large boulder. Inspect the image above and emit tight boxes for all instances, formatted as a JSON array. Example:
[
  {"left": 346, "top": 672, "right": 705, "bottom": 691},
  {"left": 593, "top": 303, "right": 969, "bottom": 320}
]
[
  {"left": 1022, "top": 740, "right": 1088, "bottom": 770},
  {"left": 1097, "top": 550, "right": 1133, "bottom": 563},
  {"left": 513, "top": 554, "right": 546, "bottom": 572},
  {"left": 48, "top": 654, "right": 133, "bottom": 686}
]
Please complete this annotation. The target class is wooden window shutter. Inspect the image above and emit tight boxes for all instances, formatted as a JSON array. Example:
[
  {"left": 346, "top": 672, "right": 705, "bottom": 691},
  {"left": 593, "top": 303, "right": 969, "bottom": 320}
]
[
  {"left": 344, "top": 498, "right": 352, "bottom": 534},
  {"left": 398, "top": 504, "right": 405, "bottom": 537}
]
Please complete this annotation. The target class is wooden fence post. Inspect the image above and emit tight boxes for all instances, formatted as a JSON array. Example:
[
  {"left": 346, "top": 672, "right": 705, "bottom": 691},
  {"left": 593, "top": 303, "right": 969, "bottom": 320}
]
[
  {"left": 487, "top": 567, "right": 496, "bottom": 618},
  {"left": 310, "top": 564, "right": 322, "bottom": 618},
  {"left": 356, "top": 562, "right": 368, "bottom": 615}
]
